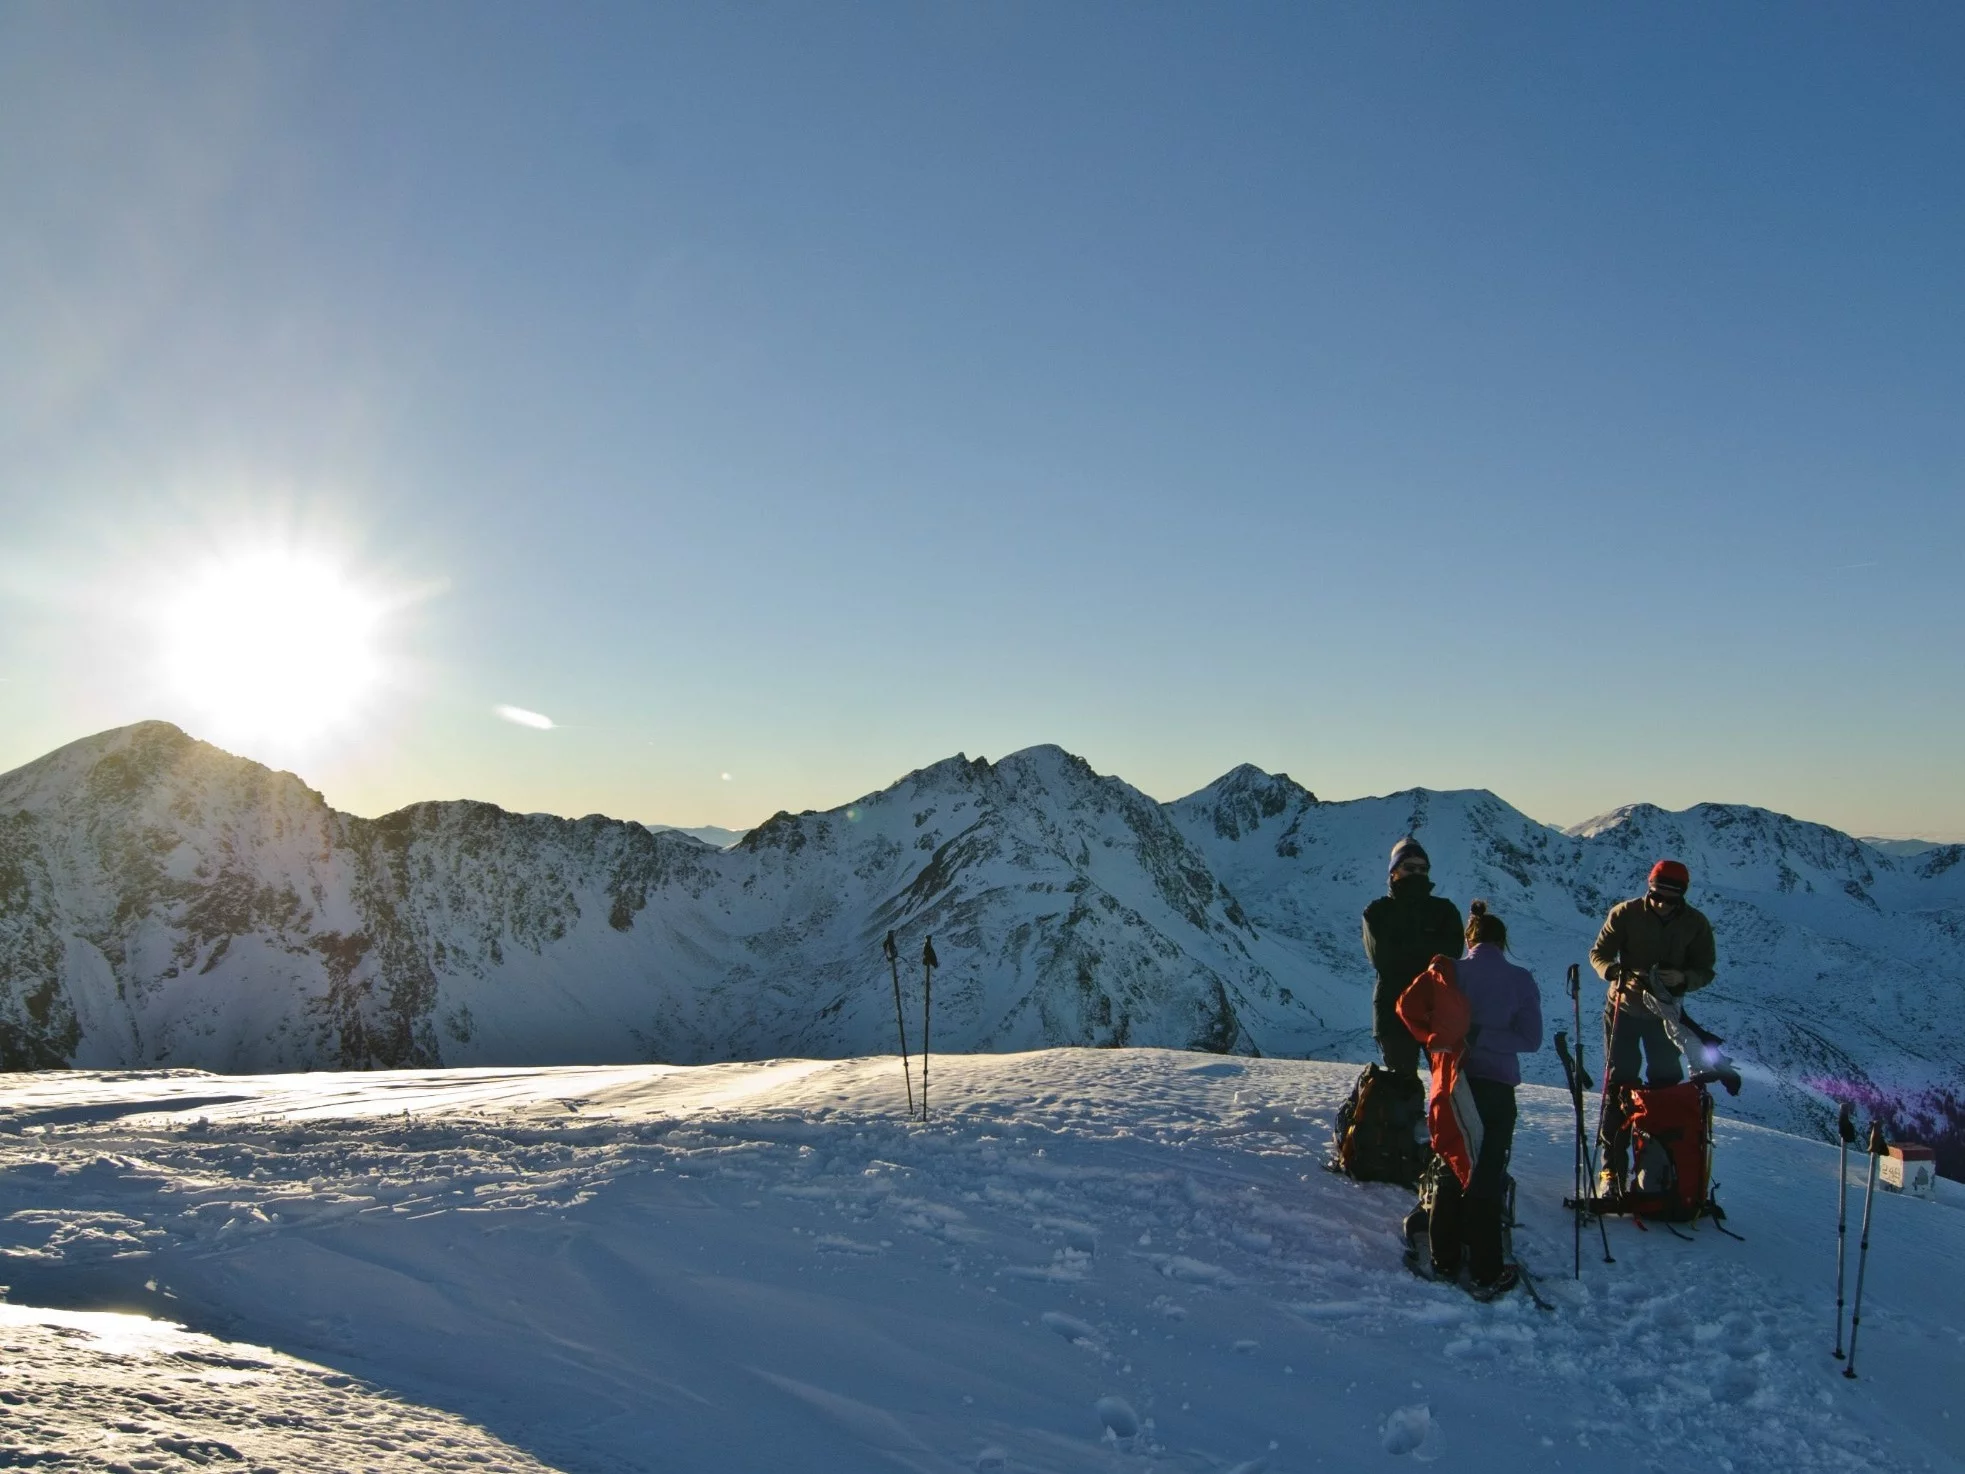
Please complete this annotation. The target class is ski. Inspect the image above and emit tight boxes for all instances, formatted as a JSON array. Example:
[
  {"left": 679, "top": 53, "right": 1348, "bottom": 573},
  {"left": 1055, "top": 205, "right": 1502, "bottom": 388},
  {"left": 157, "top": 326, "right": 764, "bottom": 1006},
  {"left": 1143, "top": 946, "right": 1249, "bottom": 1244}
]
[
  {"left": 1634, "top": 967, "right": 1742, "bottom": 1096},
  {"left": 1555, "top": 991, "right": 1614, "bottom": 1268}
]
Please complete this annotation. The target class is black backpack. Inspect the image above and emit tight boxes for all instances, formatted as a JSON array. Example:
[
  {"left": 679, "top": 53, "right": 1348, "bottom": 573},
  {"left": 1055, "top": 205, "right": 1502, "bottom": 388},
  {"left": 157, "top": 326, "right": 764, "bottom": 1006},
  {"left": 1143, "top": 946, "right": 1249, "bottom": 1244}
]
[{"left": 1330, "top": 1064, "right": 1427, "bottom": 1187}]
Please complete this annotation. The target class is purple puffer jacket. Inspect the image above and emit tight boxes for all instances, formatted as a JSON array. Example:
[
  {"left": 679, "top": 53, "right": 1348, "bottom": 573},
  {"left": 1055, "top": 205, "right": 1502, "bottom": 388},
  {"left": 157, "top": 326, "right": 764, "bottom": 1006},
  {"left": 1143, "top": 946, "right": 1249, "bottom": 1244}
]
[{"left": 1456, "top": 942, "right": 1544, "bottom": 1086}]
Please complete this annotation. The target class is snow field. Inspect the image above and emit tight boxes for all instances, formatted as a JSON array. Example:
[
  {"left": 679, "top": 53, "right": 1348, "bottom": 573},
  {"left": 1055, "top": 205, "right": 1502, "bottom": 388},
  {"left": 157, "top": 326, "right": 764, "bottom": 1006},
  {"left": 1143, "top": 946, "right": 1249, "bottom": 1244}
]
[
  {"left": 0, "top": 1303, "right": 557, "bottom": 1471},
  {"left": 1, "top": 1050, "right": 1960, "bottom": 1473}
]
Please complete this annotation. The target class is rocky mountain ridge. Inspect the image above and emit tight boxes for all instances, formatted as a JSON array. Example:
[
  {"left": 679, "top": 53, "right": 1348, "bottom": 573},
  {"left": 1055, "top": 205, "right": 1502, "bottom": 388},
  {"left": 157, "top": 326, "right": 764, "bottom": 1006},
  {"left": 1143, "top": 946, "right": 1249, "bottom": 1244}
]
[{"left": 2, "top": 721, "right": 1960, "bottom": 1146}]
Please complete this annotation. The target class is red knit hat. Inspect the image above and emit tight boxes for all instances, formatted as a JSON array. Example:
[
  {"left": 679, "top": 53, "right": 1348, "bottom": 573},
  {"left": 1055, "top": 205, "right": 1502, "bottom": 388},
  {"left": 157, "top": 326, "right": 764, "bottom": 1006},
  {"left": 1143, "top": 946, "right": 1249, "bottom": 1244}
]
[{"left": 1648, "top": 859, "right": 1690, "bottom": 894}]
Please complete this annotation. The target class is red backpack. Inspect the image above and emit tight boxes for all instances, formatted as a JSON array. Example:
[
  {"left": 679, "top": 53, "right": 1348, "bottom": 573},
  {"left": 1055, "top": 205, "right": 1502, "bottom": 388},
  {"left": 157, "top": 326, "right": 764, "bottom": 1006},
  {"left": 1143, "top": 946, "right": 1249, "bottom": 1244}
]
[{"left": 1622, "top": 1083, "right": 1714, "bottom": 1221}]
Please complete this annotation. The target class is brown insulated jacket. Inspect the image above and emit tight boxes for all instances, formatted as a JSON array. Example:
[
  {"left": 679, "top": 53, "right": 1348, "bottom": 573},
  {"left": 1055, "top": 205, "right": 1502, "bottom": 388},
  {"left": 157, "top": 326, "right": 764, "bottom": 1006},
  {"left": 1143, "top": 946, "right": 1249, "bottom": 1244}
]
[{"left": 1589, "top": 897, "right": 1717, "bottom": 994}]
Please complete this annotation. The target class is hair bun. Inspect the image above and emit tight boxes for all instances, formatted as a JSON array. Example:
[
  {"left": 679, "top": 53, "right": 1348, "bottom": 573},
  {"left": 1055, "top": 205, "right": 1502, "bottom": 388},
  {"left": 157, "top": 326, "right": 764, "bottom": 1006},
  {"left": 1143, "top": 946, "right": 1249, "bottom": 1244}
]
[{"left": 1470, "top": 900, "right": 1488, "bottom": 917}]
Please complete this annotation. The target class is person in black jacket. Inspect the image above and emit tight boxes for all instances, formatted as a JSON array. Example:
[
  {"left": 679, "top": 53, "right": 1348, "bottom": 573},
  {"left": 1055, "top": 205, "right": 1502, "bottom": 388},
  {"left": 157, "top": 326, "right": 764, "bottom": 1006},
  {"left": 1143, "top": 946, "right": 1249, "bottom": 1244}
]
[{"left": 1362, "top": 837, "right": 1462, "bottom": 1078}]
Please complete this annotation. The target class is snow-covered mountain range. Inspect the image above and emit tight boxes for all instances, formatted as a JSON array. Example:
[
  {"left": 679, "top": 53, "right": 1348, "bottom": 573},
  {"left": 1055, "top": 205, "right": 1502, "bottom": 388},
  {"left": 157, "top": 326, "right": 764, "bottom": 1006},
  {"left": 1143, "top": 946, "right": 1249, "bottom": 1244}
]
[{"left": 2, "top": 721, "right": 1960, "bottom": 1144}]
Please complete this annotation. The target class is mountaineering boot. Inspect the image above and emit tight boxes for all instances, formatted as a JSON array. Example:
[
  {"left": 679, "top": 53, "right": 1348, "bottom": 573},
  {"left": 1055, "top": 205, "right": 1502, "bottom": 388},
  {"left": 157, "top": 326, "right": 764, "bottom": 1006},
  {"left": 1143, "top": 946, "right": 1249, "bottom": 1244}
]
[
  {"left": 1468, "top": 1264, "right": 1520, "bottom": 1303},
  {"left": 1403, "top": 1204, "right": 1429, "bottom": 1248}
]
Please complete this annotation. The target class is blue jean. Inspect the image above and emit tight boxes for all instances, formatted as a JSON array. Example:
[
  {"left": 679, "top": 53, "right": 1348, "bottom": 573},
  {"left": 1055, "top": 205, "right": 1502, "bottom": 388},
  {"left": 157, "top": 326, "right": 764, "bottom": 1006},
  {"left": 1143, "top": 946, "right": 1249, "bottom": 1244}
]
[{"left": 1597, "top": 999, "right": 1685, "bottom": 1174}]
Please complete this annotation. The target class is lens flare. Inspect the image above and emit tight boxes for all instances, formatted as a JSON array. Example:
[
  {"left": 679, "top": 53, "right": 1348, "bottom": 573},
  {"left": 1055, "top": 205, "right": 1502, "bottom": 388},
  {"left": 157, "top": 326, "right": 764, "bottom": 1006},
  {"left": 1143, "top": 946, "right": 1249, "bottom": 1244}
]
[{"left": 495, "top": 705, "right": 555, "bottom": 730}]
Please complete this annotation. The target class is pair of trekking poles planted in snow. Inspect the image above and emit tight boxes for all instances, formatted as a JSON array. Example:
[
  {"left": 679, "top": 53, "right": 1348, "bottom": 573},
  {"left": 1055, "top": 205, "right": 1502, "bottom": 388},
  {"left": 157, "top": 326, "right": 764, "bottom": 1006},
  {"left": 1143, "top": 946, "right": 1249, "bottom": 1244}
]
[
  {"left": 1833, "top": 1100, "right": 1888, "bottom": 1379},
  {"left": 882, "top": 930, "right": 937, "bottom": 1120}
]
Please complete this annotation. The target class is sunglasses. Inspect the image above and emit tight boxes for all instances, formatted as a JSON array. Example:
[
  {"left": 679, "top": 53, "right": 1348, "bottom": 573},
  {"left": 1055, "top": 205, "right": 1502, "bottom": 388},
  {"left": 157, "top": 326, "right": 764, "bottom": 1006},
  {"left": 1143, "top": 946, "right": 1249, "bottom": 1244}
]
[{"left": 1396, "top": 860, "right": 1431, "bottom": 874}]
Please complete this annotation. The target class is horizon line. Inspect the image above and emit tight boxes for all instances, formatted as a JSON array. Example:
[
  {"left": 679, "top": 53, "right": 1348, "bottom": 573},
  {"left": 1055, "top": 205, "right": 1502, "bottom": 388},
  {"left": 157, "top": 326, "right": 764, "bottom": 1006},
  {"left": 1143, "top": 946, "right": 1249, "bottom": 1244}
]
[{"left": 7, "top": 717, "right": 1961, "bottom": 851}]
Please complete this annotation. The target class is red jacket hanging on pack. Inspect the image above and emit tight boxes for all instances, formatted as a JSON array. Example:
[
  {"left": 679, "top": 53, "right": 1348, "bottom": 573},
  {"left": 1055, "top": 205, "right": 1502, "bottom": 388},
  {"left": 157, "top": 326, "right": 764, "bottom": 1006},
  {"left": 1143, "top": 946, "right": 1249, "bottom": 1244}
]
[{"left": 1395, "top": 954, "right": 1485, "bottom": 1189}]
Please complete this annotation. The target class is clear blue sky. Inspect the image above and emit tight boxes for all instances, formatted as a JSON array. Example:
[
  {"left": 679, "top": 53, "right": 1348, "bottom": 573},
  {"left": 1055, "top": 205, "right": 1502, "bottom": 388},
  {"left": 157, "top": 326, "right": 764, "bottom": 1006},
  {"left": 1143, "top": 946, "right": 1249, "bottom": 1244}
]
[{"left": 2, "top": 3, "right": 1960, "bottom": 838}]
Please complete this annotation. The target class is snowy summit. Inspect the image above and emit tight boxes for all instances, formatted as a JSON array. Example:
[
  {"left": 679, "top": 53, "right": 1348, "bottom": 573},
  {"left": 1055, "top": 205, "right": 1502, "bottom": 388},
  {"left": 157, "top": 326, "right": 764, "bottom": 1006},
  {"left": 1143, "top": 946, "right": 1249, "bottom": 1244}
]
[{"left": 0, "top": 1050, "right": 1958, "bottom": 1471}]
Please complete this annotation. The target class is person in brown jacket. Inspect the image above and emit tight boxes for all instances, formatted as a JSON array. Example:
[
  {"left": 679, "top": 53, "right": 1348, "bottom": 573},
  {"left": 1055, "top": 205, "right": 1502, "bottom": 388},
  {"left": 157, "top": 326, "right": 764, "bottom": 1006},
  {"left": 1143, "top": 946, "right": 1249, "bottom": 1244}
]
[{"left": 1588, "top": 859, "right": 1717, "bottom": 1191}]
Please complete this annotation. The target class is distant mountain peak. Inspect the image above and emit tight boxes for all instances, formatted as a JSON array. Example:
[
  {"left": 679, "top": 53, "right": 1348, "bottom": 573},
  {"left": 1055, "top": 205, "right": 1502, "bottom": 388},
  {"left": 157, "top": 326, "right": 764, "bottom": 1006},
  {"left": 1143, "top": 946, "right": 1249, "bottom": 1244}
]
[
  {"left": 1216, "top": 763, "right": 1314, "bottom": 800},
  {"left": 3, "top": 717, "right": 192, "bottom": 777},
  {"left": 0, "top": 717, "right": 326, "bottom": 819},
  {"left": 1186, "top": 764, "right": 1315, "bottom": 806},
  {"left": 1565, "top": 803, "right": 1659, "bottom": 839},
  {"left": 998, "top": 742, "right": 1082, "bottom": 766},
  {"left": 1169, "top": 765, "right": 1316, "bottom": 846}
]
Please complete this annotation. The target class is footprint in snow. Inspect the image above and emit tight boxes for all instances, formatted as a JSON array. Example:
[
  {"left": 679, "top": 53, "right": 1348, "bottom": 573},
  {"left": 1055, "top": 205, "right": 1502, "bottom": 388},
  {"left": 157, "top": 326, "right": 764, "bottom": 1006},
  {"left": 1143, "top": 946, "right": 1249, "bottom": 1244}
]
[
  {"left": 812, "top": 1234, "right": 882, "bottom": 1256},
  {"left": 1154, "top": 1254, "right": 1236, "bottom": 1288},
  {"left": 1040, "top": 1311, "right": 1099, "bottom": 1346},
  {"left": 1289, "top": 1300, "right": 1375, "bottom": 1321},
  {"left": 1095, "top": 1395, "right": 1140, "bottom": 1442},
  {"left": 1036, "top": 1217, "right": 1098, "bottom": 1253},
  {"left": 1380, "top": 1403, "right": 1442, "bottom": 1460}
]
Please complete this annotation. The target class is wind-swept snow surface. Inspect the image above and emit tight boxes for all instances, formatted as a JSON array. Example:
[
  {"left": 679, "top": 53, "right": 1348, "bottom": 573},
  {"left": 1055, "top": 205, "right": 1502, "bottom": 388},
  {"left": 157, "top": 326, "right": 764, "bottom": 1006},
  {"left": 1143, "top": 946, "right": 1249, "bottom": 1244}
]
[
  {"left": 2, "top": 1051, "right": 1960, "bottom": 1472},
  {"left": 0, "top": 1303, "right": 556, "bottom": 1471}
]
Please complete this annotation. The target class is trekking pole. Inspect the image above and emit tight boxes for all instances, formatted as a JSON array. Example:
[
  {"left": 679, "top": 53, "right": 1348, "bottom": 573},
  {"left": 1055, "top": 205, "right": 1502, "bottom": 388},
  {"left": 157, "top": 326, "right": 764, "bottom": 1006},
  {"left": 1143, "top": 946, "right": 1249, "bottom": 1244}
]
[
  {"left": 920, "top": 935, "right": 938, "bottom": 1121},
  {"left": 1582, "top": 967, "right": 1624, "bottom": 1262},
  {"left": 1565, "top": 965, "right": 1583, "bottom": 1276},
  {"left": 1578, "top": 1028, "right": 1614, "bottom": 1265},
  {"left": 1843, "top": 1120, "right": 1886, "bottom": 1379},
  {"left": 1556, "top": 1029, "right": 1583, "bottom": 1278},
  {"left": 883, "top": 931, "right": 915, "bottom": 1116},
  {"left": 1833, "top": 1101, "right": 1854, "bottom": 1357},
  {"left": 1571, "top": 1054, "right": 1583, "bottom": 1279},
  {"left": 1557, "top": 1005, "right": 1615, "bottom": 1266},
  {"left": 1596, "top": 975, "right": 1628, "bottom": 1201}
]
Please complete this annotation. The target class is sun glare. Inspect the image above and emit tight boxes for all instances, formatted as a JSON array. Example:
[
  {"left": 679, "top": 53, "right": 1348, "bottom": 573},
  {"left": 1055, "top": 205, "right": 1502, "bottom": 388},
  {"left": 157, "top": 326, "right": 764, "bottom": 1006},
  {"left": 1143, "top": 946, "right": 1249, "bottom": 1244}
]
[{"left": 158, "top": 549, "right": 391, "bottom": 751}]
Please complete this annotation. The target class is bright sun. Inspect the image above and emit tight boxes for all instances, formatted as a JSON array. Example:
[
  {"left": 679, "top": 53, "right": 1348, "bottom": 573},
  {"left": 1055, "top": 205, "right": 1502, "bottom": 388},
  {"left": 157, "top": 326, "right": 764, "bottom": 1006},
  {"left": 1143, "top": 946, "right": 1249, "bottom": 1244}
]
[{"left": 158, "top": 549, "right": 391, "bottom": 750}]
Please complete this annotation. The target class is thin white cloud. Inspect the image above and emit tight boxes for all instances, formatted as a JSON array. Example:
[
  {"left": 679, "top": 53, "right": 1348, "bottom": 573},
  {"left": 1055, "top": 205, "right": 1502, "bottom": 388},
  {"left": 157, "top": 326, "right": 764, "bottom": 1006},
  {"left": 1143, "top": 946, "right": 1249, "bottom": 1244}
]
[{"left": 495, "top": 704, "right": 555, "bottom": 730}]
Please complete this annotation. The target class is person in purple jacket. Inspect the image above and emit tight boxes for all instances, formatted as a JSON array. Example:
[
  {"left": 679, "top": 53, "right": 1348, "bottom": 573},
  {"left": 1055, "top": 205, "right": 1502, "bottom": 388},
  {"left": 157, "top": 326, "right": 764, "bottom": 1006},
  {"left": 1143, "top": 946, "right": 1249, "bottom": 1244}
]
[{"left": 1424, "top": 900, "right": 1544, "bottom": 1297}]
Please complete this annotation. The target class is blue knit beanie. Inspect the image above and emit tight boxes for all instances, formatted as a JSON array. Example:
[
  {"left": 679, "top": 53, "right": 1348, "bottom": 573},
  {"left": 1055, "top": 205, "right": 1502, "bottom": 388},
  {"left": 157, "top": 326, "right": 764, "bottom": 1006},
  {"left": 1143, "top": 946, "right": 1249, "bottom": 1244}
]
[{"left": 1388, "top": 837, "right": 1430, "bottom": 879}]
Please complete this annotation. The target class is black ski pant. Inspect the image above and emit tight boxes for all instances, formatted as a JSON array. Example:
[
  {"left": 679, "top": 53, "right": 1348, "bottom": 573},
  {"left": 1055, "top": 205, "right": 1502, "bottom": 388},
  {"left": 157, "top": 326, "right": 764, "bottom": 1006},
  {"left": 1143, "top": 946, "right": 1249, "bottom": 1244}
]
[
  {"left": 1372, "top": 976, "right": 1422, "bottom": 1078},
  {"left": 1428, "top": 1076, "right": 1517, "bottom": 1285},
  {"left": 1596, "top": 1000, "right": 1685, "bottom": 1177}
]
